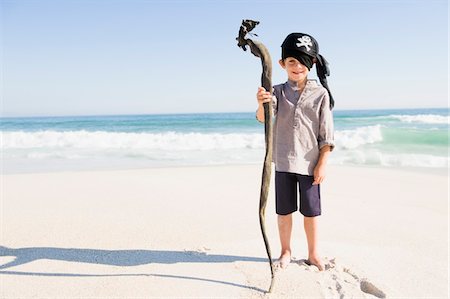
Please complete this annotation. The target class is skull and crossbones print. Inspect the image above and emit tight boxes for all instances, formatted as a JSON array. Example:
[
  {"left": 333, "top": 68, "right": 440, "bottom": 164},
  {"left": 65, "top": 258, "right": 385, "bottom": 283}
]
[{"left": 296, "top": 36, "right": 313, "bottom": 52}]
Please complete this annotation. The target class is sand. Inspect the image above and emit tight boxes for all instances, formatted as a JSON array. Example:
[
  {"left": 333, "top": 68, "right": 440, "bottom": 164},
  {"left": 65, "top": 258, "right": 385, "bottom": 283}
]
[{"left": 1, "top": 164, "right": 448, "bottom": 298}]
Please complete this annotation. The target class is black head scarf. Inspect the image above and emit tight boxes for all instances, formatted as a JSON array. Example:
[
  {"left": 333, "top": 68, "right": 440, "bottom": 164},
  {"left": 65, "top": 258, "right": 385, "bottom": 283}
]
[{"left": 281, "top": 33, "right": 334, "bottom": 109}]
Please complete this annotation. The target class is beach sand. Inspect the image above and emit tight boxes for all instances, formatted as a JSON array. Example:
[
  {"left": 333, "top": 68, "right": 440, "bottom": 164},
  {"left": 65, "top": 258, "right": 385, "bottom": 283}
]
[{"left": 1, "top": 164, "right": 448, "bottom": 298}]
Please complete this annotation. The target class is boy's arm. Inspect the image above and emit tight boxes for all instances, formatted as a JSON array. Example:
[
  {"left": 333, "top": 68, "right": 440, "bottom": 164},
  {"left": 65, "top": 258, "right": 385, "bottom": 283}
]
[
  {"left": 313, "top": 91, "right": 334, "bottom": 185},
  {"left": 256, "top": 103, "right": 265, "bottom": 122},
  {"left": 313, "top": 144, "right": 332, "bottom": 185}
]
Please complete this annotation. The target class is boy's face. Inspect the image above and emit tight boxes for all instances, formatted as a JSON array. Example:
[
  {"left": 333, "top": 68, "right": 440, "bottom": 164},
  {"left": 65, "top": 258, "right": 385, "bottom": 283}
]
[{"left": 279, "top": 57, "right": 310, "bottom": 82}]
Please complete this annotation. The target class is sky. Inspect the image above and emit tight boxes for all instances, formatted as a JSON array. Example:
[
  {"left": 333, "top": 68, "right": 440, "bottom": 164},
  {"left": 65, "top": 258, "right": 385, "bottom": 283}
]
[{"left": 1, "top": 0, "right": 448, "bottom": 117}]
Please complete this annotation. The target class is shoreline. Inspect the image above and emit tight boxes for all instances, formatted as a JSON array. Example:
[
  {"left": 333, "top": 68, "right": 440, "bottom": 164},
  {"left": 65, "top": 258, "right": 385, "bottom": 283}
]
[
  {"left": 2, "top": 161, "right": 449, "bottom": 177},
  {"left": 1, "top": 164, "right": 448, "bottom": 298}
]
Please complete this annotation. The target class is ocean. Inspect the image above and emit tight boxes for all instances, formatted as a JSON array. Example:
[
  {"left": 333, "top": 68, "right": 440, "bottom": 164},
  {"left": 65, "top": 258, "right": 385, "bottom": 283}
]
[{"left": 1, "top": 108, "right": 449, "bottom": 174}]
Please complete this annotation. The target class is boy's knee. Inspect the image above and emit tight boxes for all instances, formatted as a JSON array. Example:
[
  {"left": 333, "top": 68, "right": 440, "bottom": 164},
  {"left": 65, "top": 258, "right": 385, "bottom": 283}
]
[{"left": 300, "top": 209, "right": 321, "bottom": 217}]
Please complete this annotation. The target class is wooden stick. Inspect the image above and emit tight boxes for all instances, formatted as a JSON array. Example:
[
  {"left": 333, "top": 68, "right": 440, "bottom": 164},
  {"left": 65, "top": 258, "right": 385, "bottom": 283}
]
[{"left": 236, "top": 19, "right": 274, "bottom": 293}]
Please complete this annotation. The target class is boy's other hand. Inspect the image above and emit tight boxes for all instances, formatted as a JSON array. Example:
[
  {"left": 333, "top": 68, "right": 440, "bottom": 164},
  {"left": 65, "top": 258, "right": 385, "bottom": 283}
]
[
  {"left": 313, "top": 164, "right": 326, "bottom": 185},
  {"left": 257, "top": 87, "right": 272, "bottom": 105}
]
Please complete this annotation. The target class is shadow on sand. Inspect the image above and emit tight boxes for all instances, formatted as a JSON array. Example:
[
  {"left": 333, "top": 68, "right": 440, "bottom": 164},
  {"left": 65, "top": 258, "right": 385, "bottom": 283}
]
[{"left": 0, "top": 246, "right": 267, "bottom": 293}]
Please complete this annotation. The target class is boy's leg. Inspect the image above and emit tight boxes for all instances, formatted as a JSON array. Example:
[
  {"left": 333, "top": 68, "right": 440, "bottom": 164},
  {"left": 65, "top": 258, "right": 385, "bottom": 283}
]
[
  {"left": 275, "top": 171, "right": 298, "bottom": 268},
  {"left": 297, "top": 174, "right": 324, "bottom": 270},
  {"left": 304, "top": 216, "right": 324, "bottom": 271},
  {"left": 278, "top": 213, "right": 293, "bottom": 268}
]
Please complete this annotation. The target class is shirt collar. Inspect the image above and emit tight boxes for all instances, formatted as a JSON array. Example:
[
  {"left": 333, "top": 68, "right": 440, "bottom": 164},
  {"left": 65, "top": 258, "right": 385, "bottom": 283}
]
[{"left": 286, "top": 79, "right": 317, "bottom": 91}]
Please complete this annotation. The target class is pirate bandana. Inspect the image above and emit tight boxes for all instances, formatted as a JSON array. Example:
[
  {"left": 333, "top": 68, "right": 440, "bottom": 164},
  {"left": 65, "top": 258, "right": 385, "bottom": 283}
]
[
  {"left": 281, "top": 33, "right": 335, "bottom": 109},
  {"left": 281, "top": 33, "right": 319, "bottom": 58}
]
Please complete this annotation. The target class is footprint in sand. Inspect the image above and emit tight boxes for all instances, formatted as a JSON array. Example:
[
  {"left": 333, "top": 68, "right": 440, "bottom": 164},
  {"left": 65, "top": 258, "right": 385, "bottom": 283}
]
[
  {"left": 359, "top": 279, "right": 387, "bottom": 298},
  {"left": 295, "top": 257, "right": 387, "bottom": 298}
]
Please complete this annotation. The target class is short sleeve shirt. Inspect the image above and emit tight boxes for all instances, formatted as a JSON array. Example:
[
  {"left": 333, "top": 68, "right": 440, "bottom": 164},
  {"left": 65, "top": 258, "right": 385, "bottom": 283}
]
[{"left": 272, "top": 79, "right": 334, "bottom": 175}]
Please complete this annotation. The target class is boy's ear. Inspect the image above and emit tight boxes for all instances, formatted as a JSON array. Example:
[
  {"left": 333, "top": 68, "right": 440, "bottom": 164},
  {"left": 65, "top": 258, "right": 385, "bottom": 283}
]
[{"left": 278, "top": 59, "right": 286, "bottom": 68}]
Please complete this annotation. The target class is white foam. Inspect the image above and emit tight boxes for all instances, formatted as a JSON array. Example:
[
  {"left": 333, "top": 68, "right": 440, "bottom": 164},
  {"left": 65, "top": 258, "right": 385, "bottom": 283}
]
[
  {"left": 389, "top": 114, "right": 450, "bottom": 124},
  {"left": 3, "top": 127, "right": 385, "bottom": 152},
  {"left": 2, "top": 128, "right": 447, "bottom": 170},
  {"left": 1, "top": 130, "right": 265, "bottom": 151},
  {"left": 330, "top": 150, "right": 449, "bottom": 168},
  {"left": 334, "top": 125, "right": 383, "bottom": 150}
]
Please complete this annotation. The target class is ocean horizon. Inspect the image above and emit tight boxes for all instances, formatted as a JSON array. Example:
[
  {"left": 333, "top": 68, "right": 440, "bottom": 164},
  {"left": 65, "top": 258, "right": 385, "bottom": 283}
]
[
  {"left": 1, "top": 107, "right": 449, "bottom": 174},
  {"left": 2, "top": 107, "right": 449, "bottom": 119}
]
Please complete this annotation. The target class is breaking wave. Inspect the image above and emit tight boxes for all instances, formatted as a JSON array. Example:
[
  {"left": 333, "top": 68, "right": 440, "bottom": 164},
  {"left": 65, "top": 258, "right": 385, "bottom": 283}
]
[{"left": 388, "top": 114, "right": 449, "bottom": 124}]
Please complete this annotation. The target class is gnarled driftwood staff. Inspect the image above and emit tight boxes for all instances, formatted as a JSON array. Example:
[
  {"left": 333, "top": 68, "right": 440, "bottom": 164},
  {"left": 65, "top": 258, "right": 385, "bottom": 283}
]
[{"left": 236, "top": 19, "right": 274, "bottom": 293}]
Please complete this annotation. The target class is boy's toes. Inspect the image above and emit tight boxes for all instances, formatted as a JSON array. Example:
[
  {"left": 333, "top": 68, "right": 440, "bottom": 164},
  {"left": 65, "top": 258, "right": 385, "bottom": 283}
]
[
  {"left": 306, "top": 257, "right": 325, "bottom": 271},
  {"left": 274, "top": 254, "right": 291, "bottom": 270}
]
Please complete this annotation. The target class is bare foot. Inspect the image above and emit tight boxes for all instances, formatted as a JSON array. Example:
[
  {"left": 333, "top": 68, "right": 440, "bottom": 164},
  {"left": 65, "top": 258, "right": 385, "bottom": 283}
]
[
  {"left": 307, "top": 256, "right": 324, "bottom": 271},
  {"left": 276, "top": 251, "right": 291, "bottom": 269}
]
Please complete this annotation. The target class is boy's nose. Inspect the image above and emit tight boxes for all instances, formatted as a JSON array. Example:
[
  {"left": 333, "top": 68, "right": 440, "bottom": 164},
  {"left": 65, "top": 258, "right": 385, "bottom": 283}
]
[
  {"left": 295, "top": 63, "right": 307, "bottom": 69},
  {"left": 292, "top": 61, "right": 305, "bottom": 68}
]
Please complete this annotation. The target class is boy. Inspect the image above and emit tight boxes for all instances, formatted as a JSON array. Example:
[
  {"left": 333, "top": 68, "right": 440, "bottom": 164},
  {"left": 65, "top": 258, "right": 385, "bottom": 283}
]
[{"left": 256, "top": 33, "right": 335, "bottom": 271}]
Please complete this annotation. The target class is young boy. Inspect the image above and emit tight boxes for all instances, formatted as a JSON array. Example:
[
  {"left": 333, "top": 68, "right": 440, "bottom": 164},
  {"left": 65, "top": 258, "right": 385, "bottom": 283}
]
[{"left": 256, "top": 33, "right": 335, "bottom": 271}]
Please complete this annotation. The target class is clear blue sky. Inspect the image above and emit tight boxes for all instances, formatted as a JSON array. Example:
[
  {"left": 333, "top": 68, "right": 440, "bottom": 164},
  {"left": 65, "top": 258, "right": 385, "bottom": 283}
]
[{"left": 1, "top": 0, "right": 448, "bottom": 117}]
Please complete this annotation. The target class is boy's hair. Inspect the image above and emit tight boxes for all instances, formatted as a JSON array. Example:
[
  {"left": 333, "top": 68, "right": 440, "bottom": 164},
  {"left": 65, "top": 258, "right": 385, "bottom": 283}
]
[{"left": 281, "top": 33, "right": 334, "bottom": 109}]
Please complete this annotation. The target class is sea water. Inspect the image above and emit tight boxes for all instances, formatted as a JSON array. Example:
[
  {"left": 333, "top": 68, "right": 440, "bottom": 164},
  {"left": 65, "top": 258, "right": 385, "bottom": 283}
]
[{"left": 1, "top": 108, "right": 448, "bottom": 173}]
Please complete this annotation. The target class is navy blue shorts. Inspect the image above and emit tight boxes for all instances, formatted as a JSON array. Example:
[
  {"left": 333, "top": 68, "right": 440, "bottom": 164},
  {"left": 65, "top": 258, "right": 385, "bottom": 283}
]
[{"left": 275, "top": 171, "right": 321, "bottom": 217}]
